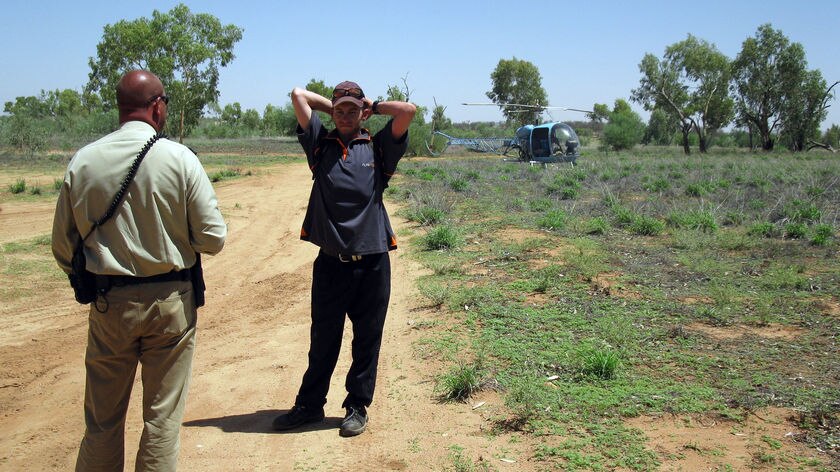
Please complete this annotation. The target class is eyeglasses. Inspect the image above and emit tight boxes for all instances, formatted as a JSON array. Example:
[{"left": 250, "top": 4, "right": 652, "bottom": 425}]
[
  {"left": 332, "top": 88, "right": 364, "bottom": 100},
  {"left": 146, "top": 95, "right": 170, "bottom": 106}
]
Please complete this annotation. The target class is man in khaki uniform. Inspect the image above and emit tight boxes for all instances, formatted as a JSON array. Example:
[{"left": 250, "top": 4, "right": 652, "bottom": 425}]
[{"left": 52, "top": 70, "right": 226, "bottom": 471}]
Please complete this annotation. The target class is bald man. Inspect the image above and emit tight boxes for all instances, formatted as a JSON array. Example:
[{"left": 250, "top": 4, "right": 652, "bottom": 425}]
[{"left": 52, "top": 70, "right": 226, "bottom": 471}]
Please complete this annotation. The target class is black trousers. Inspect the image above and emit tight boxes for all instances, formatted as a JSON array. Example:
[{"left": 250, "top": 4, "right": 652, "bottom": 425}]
[{"left": 295, "top": 251, "right": 391, "bottom": 409}]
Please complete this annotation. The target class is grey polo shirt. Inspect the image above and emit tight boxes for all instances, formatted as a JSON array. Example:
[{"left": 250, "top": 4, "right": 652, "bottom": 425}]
[{"left": 297, "top": 113, "right": 408, "bottom": 255}]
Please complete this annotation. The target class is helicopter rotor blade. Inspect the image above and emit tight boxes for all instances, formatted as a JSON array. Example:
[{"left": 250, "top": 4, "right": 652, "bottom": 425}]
[{"left": 462, "top": 102, "right": 590, "bottom": 113}]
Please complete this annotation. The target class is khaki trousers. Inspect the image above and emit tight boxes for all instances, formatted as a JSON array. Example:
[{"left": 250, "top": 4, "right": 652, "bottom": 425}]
[{"left": 75, "top": 280, "right": 195, "bottom": 472}]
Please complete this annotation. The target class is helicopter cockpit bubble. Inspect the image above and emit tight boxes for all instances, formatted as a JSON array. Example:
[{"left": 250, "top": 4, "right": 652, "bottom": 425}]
[{"left": 551, "top": 123, "right": 579, "bottom": 156}]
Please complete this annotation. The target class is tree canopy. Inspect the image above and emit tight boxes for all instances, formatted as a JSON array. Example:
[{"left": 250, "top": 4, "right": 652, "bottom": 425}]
[
  {"left": 632, "top": 34, "right": 732, "bottom": 154},
  {"left": 85, "top": 3, "right": 243, "bottom": 142},
  {"left": 486, "top": 58, "right": 548, "bottom": 126},
  {"left": 730, "top": 24, "right": 820, "bottom": 151},
  {"left": 602, "top": 99, "right": 645, "bottom": 151}
]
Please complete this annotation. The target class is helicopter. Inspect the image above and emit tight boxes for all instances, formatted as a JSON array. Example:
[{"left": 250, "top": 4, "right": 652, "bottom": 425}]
[{"left": 426, "top": 103, "right": 590, "bottom": 165}]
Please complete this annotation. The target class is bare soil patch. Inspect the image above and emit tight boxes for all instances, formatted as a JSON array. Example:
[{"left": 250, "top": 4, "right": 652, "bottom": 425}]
[
  {"left": 687, "top": 322, "right": 806, "bottom": 341},
  {"left": 626, "top": 408, "right": 825, "bottom": 471}
]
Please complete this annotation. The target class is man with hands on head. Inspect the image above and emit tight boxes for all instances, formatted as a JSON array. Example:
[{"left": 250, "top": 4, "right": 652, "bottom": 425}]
[{"left": 273, "top": 82, "right": 415, "bottom": 437}]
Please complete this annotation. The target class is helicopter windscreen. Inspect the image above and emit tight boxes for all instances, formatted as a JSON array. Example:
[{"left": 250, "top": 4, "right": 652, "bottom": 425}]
[{"left": 551, "top": 124, "right": 579, "bottom": 156}]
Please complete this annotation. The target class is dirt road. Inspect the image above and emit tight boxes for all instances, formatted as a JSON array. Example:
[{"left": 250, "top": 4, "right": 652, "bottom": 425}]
[{"left": 0, "top": 162, "right": 531, "bottom": 471}]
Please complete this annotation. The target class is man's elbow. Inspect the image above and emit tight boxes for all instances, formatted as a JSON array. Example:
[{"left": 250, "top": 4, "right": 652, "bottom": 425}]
[
  {"left": 404, "top": 102, "right": 417, "bottom": 118},
  {"left": 205, "top": 238, "right": 226, "bottom": 256},
  {"left": 195, "top": 226, "right": 227, "bottom": 255}
]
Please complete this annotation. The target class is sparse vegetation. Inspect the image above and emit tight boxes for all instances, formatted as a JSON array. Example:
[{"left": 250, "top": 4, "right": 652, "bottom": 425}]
[
  {"left": 423, "top": 225, "right": 460, "bottom": 250},
  {"left": 397, "top": 148, "right": 838, "bottom": 471},
  {"left": 438, "top": 362, "right": 483, "bottom": 402},
  {"left": 9, "top": 178, "right": 26, "bottom": 194}
]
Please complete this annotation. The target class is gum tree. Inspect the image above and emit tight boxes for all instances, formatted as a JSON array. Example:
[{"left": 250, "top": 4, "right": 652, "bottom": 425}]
[
  {"left": 486, "top": 57, "right": 548, "bottom": 126},
  {"left": 730, "top": 24, "right": 813, "bottom": 151},
  {"left": 632, "top": 52, "right": 692, "bottom": 153},
  {"left": 667, "top": 35, "right": 733, "bottom": 152},
  {"left": 86, "top": 3, "right": 243, "bottom": 142},
  {"left": 602, "top": 99, "right": 645, "bottom": 151},
  {"left": 780, "top": 71, "right": 837, "bottom": 151},
  {"left": 632, "top": 34, "right": 732, "bottom": 153}
]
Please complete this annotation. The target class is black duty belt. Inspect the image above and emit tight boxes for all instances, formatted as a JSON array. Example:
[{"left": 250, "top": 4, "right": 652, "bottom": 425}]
[
  {"left": 319, "top": 248, "right": 364, "bottom": 262},
  {"left": 97, "top": 269, "right": 191, "bottom": 288}
]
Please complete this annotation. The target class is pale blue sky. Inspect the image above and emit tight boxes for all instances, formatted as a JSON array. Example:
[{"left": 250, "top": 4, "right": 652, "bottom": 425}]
[{"left": 2, "top": 0, "right": 839, "bottom": 127}]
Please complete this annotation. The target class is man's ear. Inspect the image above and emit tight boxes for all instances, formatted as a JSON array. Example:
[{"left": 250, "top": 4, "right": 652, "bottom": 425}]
[
  {"left": 151, "top": 102, "right": 165, "bottom": 131},
  {"left": 361, "top": 108, "right": 372, "bottom": 121}
]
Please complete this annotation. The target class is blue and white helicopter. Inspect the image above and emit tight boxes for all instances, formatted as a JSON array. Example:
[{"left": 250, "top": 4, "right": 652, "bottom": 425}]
[{"left": 426, "top": 103, "right": 589, "bottom": 165}]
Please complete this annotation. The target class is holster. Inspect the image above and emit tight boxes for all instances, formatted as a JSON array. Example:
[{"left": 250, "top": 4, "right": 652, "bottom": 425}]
[
  {"left": 191, "top": 253, "right": 206, "bottom": 307},
  {"left": 69, "top": 242, "right": 97, "bottom": 304}
]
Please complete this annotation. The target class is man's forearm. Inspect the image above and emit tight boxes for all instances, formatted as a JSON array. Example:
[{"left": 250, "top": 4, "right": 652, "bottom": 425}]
[
  {"left": 293, "top": 88, "right": 331, "bottom": 113},
  {"left": 375, "top": 101, "right": 417, "bottom": 138},
  {"left": 373, "top": 100, "right": 414, "bottom": 117}
]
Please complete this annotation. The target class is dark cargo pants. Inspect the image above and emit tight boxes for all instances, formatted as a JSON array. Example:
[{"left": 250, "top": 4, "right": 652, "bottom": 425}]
[{"left": 295, "top": 251, "right": 390, "bottom": 409}]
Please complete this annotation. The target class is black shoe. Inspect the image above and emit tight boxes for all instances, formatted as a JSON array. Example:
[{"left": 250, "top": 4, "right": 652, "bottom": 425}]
[
  {"left": 272, "top": 405, "right": 325, "bottom": 431},
  {"left": 339, "top": 405, "right": 368, "bottom": 437}
]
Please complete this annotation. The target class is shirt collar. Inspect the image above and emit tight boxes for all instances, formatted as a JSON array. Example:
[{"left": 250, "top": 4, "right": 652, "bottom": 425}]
[
  {"left": 326, "top": 127, "right": 372, "bottom": 145},
  {"left": 120, "top": 121, "right": 158, "bottom": 134}
]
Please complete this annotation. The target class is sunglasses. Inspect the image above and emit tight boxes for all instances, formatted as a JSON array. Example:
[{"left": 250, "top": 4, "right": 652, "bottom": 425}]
[
  {"left": 146, "top": 95, "right": 170, "bottom": 106},
  {"left": 332, "top": 88, "right": 364, "bottom": 100}
]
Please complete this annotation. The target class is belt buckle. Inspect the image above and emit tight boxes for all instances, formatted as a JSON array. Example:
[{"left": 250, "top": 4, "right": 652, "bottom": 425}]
[{"left": 338, "top": 254, "right": 361, "bottom": 262}]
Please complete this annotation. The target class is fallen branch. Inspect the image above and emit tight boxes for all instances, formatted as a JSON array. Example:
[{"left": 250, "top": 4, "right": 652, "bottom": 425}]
[{"left": 806, "top": 139, "right": 836, "bottom": 152}]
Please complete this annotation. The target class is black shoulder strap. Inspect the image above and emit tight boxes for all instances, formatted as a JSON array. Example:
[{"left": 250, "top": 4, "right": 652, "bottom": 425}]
[{"left": 82, "top": 132, "right": 166, "bottom": 240}]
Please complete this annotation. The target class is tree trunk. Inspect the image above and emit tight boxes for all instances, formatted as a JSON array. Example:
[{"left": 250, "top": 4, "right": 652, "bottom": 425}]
[
  {"left": 747, "top": 123, "right": 754, "bottom": 150},
  {"left": 696, "top": 127, "right": 707, "bottom": 153},
  {"left": 179, "top": 108, "right": 185, "bottom": 144},
  {"left": 679, "top": 121, "right": 692, "bottom": 154},
  {"left": 681, "top": 129, "right": 691, "bottom": 154},
  {"left": 758, "top": 122, "right": 773, "bottom": 151},
  {"left": 761, "top": 136, "right": 774, "bottom": 151}
]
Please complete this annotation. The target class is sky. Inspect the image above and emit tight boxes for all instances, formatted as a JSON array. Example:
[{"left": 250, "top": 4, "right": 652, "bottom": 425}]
[{"left": 2, "top": 0, "right": 839, "bottom": 128}]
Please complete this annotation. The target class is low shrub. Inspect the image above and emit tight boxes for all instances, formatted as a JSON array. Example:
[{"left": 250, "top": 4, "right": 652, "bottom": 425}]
[
  {"left": 424, "top": 225, "right": 460, "bottom": 250},
  {"left": 630, "top": 215, "right": 665, "bottom": 236},
  {"left": 784, "top": 223, "right": 807, "bottom": 239},
  {"left": 747, "top": 222, "right": 778, "bottom": 238},
  {"left": 810, "top": 224, "right": 834, "bottom": 246},
  {"left": 9, "top": 179, "right": 26, "bottom": 194},
  {"left": 537, "top": 210, "right": 567, "bottom": 231},
  {"left": 438, "top": 362, "right": 482, "bottom": 401}
]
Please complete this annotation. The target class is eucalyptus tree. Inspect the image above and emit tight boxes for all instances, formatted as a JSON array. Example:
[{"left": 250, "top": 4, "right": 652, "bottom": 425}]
[
  {"left": 779, "top": 71, "right": 837, "bottom": 151},
  {"left": 602, "top": 99, "right": 645, "bottom": 151},
  {"left": 431, "top": 103, "right": 451, "bottom": 132},
  {"left": 667, "top": 35, "right": 733, "bottom": 152},
  {"left": 632, "top": 52, "right": 693, "bottom": 153},
  {"left": 633, "top": 34, "right": 732, "bottom": 153},
  {"left": 586, "top": 103, "right": 611, "bottom": 124},
  {"left": 85, "top": 3, "right": 243, "bottom": 142},
  {"left": 730, "top": 24, "right": 815, "bottom": 151},
  {"left": 304, "top": 79, "right": 332, "bottom": 99},
  {"left": 486, "top": 57, "right": 548, "bottom": 126}
]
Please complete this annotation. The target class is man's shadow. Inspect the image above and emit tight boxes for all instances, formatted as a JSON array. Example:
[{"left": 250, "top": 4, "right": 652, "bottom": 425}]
[{"left": 183, "top": 409, "right": 342, "bottom": 434}]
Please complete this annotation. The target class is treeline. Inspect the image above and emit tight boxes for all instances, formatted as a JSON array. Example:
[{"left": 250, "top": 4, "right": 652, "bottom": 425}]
[
  {"left": 2, "top": 90, "right": 839, "bottom": 157},
  {"left": 629, "top": 24, "right": 838, "bottom": 153},
  {"left": 0, "top": 79, "right": 438, "bottom": 157}
]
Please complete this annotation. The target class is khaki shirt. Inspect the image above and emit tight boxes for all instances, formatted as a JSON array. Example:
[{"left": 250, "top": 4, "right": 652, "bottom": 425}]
[{"left": 52, "top": 121, "right": 226, "bottom": 276}]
